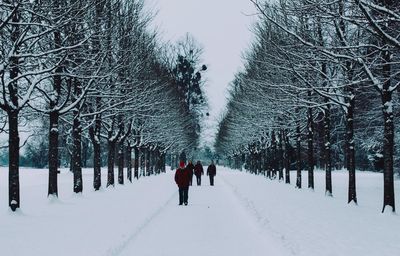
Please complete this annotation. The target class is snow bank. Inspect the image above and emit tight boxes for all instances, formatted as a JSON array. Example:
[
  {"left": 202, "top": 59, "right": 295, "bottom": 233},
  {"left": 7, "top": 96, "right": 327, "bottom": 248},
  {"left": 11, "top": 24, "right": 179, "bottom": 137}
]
[
  {"left": 220, "top": 167, "right": 400, "bottom": 256},
  {"left": 0, "top": 167, "right": 399, "bottom": 256},
  {"left": 0, "top": 167, "right": 177, "bottom": 256}
]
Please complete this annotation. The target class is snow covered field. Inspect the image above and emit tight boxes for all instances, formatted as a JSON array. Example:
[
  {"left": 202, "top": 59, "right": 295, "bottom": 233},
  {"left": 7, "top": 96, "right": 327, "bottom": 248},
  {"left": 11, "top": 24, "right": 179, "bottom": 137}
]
[{"left": 0, "top": 167, "right": 399, "bottom": 256}]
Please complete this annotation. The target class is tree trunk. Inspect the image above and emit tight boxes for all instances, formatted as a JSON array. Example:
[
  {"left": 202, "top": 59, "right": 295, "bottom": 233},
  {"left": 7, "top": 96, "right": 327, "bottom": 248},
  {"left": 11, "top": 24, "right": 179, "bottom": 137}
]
[
  {"left": 266, "top": 148, "right": 271, "bottom": 178},
  {"left": 48, "top": 110, "right": 59, "bottom": 196},
  {"left": 160, "top": 151, "right": 164, "bottom": 174},
  {"left": 271, "top": 131, "right": 278, "bottom": 179},
  {"left": 382, "top": 48, "right": 395, "bottom": 212},
  {"left": 8, "top": 8, "right": 20, "bottom": 211},
  {"left": 134, "top": 145, "right": 139, "bottom": 179},
  {"left": 284, "top": 131, "right": 290, "bottom": 184},
  {"left": 170, "top": 154, "right": 174, "bottom": 170},
  {"left": 48, "top": 9, "right": 62, "bottom": 197},
  {"left": 158, "top": 150, "right": 162, "bottom": 174},
  {"left": 324, "top": 104, "right": 333, "bottom": 196},
  {"left": 337, "top": 0, "right": 357, "bottom": 204},
  {"left": 296, "top": 118, "right": 302, "bottom": 189},
  {"left": 346, "top": 93, "right": 357, "bottom": 204},
  {"left": 175, "top": 153, "right": 179, "bottom": 170},
  {"left": 89, "top": 112, "right": 102, "bottom": 191},
  {"left": 153, "top": 149, "right": 157, "bottom": 174},
  {"left": 72, "top": 108, "right": 83, "bottom": 193},
  {"left": 146, "top": 148, "right": 151, "bottom": 176},
  {"left": 92, "top": 135, "right": 101, "bottom": 190},
  {"left": 91, "top": 0, "right": 103, "bottom": 190},
  {"left": 252, "top": 151, "right": 257, "bottom": 175},
  {"left": 82, "top": 138, "right": 89, "bottom": 168},
  {"left": 162, "top": 152, "right": 166, "bottom": 173},
  {"left": 140, "top": 147, "right": 146, "bottom": 176},
  {"left": 150, "top": 149, "right": 154, "bottom": 175},
  {"left": 69, "top": 151, "right": 73, "bottom": 172},
  {"left": 89, "top": 109, "right": 102, "bottom": 191},
  {"left": 143, "top": 147, "right": 147, "bottom": 176},
  {"left": 155, "top": 150, "right": 160, "bottom": 174},
  {"left": 307, "top": 97, "right": 314, "bottom": 189},
  {"left": 278, "top": 131, "right": 284, "bottom": 181},
  {"left": 127, "top": 141, "right": 132, "bottom": 183},
  {"left": 107, "top": 132, "right": 116, "bottom": 187},
  {"left": 261, "top": 149, "right": 266, "bottom": 176},
  {"left": 8, "top": 110, "right": 20, "bottom": 211},
  {"left": 117, "top": 139, "right": 124, "bottom": 185},
  {"left": 318, "top": 23, "right": 332, "bottom": 194}
]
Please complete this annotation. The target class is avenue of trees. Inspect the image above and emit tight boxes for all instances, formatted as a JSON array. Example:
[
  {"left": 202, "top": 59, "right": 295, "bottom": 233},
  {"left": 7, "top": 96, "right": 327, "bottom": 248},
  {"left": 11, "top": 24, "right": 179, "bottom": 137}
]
[
  {"left": 0, "top": 0, "right": 207, "bottom": 211},
  {"left": 215, "top": 0, "right": 400, "bottom": 213}
]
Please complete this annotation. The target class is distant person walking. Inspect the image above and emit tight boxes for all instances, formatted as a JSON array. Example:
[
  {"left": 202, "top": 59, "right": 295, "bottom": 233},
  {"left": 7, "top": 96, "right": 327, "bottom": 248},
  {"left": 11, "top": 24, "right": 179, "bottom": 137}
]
[
  {"left": 207, "top": 160, "right": 216, "bottom": 186},
  {"left": 194, "top": 161, "right": 204, "bottom": 186},
  {"left": 175, "top": 161, "right": 191, "bottom": 205},
  {"left": 187, "top": 160, "right": 195, "bottom": 186}
]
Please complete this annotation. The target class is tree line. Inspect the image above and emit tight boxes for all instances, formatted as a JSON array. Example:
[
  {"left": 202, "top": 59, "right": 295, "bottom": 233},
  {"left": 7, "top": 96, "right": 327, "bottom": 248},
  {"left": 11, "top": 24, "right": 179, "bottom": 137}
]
[
  {"left": 215, "top": 0, "right": 399, "bottom": 213},
  {"left": 0, "top": 0, "right": 207, "bottom": 211}
]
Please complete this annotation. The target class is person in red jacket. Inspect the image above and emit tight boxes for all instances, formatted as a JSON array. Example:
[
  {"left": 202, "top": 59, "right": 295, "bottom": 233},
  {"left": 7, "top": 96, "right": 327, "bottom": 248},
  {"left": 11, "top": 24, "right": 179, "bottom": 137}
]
[
  {"left": 175, "top": 160, "right": 191, "bottom": 205},
  {"left": 194, "top": 161, "right": 204, "bottom": 186},
  {"left": 207, "top": 160, "right": 217, "bottom": 186}
]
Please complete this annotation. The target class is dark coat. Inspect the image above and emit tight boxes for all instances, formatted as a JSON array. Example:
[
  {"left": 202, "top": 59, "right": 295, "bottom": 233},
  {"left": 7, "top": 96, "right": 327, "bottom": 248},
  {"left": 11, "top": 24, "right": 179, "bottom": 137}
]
[
  {"left": 207, "top": 164, "right": 216, "bottom": 176},
  {"left": 186, "top": 163, "right": 195, "bottom": 178},
  {"left": 175, "top": 168, "right": 191, "bottom": 188},
  {"left": 194, "top": 163, "right": 204, "bottom": 176}
]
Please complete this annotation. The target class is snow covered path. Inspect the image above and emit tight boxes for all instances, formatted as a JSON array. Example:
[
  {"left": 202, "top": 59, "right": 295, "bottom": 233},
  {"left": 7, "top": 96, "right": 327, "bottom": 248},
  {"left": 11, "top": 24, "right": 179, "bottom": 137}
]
[
  {"left": 0, "top": 167, "right": 289, "bottom": 256},
  {"left": 116, "top": 173, "right": 288, "bottom": 256},
  {"left": 1, "top": 167, "right": 399, "bottom": 256}
]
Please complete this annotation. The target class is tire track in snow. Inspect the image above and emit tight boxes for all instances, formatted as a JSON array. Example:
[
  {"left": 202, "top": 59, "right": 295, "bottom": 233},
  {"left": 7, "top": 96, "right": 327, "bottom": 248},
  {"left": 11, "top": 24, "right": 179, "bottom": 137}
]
[
  {"left": 104, "top": 190, "right": 178, "bottom": 256},
  {"left": 219, "top": 172, "right": 298, "bottom": 255}
]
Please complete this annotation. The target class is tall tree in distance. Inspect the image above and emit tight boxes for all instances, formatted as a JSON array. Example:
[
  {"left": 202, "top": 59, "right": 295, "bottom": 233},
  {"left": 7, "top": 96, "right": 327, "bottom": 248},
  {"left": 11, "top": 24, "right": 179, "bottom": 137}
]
[{"left": 170, "top": 35, "right": 208, "bottom": 158}]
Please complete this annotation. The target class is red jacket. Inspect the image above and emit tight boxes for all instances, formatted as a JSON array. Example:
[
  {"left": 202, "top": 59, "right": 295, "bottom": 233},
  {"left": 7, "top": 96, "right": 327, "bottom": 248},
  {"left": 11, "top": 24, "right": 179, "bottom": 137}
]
[{"left": 175, "top": 168, "right": 191, "bottom": 188}]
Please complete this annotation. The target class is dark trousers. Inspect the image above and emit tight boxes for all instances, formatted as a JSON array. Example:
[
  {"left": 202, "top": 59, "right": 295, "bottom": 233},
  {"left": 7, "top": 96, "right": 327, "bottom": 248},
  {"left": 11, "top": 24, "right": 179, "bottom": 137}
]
[
  {"left": 189, "top": 175, "right": 193, "bottom": 186},
  {"left": 196, "top": 175, "right": 201, "bottom": 186},
  {"left": 209, "top": 175, "right": 215, "bottom": 186},
  {"left": 178, "top": 187, "right": 189, "bottom": 205}
]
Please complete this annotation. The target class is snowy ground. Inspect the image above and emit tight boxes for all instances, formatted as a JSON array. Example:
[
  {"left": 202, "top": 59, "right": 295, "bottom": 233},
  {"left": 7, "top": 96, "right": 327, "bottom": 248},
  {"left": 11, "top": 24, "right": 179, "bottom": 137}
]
[{"left": 0, "top": 167, "right": 399, "bottom": 256}]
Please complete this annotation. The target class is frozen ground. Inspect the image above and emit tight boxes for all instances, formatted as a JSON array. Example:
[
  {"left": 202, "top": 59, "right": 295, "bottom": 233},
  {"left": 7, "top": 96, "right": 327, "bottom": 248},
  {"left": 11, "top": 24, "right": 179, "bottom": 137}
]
[{"left": 0, "top": 166, "right": 399, "bottom": 256}]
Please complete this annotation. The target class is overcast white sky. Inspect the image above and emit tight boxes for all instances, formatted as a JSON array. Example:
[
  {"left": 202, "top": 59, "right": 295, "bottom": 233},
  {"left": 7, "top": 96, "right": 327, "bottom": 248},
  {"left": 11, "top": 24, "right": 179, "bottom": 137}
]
[{"left": 147, "top": 0, "right": 258, "bottom": 146}]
